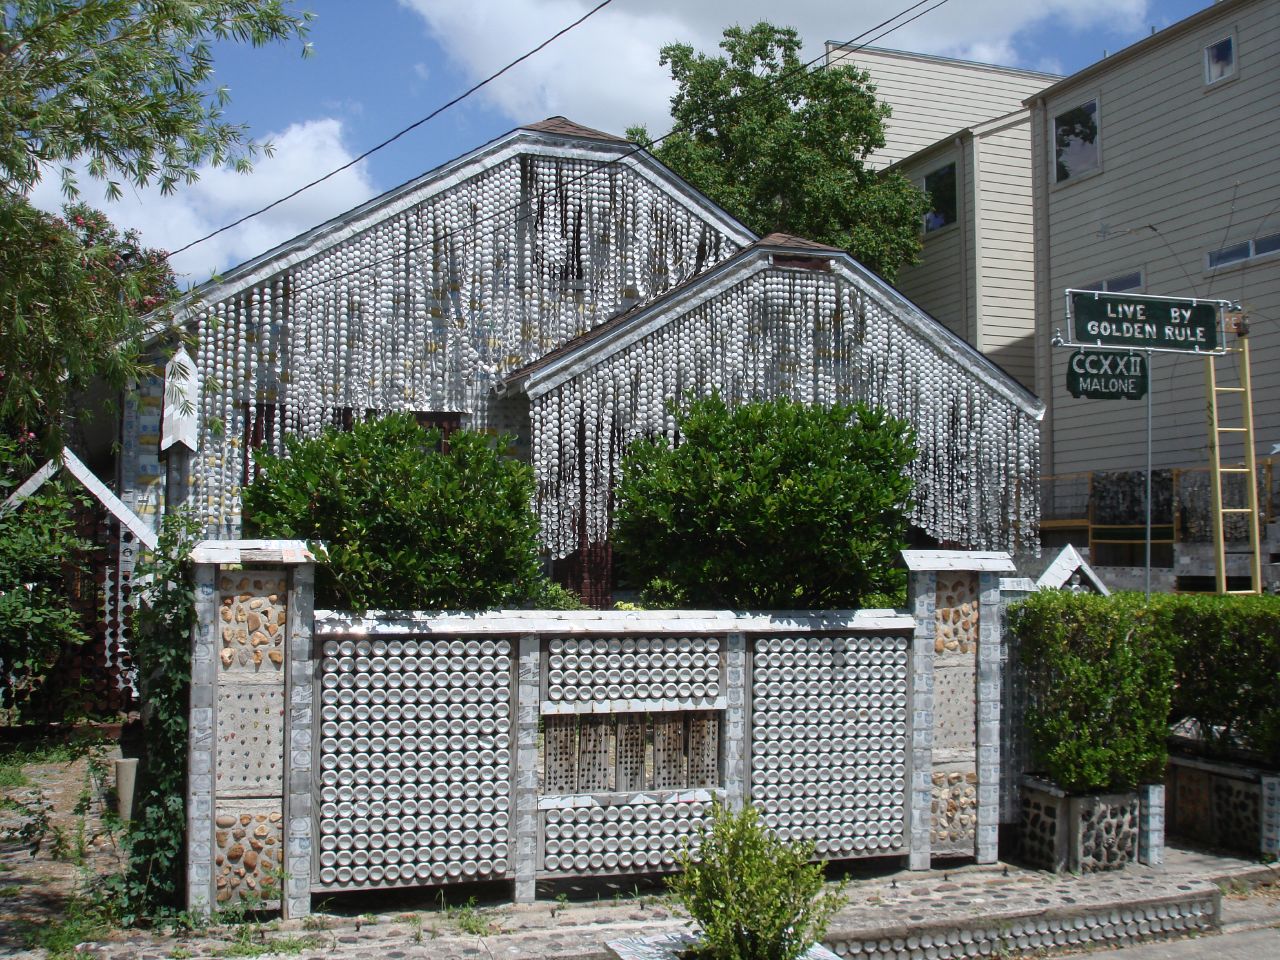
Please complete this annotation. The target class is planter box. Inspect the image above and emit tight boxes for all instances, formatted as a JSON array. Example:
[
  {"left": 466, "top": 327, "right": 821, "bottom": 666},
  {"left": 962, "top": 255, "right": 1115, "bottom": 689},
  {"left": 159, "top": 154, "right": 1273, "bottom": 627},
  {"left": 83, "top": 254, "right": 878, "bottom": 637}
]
[
  {"left": 1019, "top": 776, "right": 1146, "bottom": 873},
  {"left": 607, "top": 932, "right": 840, "bottom": 960},
  {"left": 1166, "top": 751, "right": 1280, "bottom": 858}
]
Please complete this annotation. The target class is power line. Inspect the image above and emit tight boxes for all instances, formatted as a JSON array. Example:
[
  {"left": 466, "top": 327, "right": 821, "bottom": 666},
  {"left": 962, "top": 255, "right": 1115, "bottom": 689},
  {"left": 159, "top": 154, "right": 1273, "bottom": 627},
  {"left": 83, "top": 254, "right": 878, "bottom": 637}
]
[
  {"left": 168, "top": 0, "right": 616, "bottom": 257},
  {"left": 272, "top": 0, "right": 953, "bottom": 302}
]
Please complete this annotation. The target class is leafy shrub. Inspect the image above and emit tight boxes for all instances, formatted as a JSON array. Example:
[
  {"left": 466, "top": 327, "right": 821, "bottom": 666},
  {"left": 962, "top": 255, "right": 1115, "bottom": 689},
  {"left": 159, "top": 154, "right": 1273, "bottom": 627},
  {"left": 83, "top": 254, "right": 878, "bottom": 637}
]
[
  {"left": 1153, "top": 593, "right": 1280, "bottom": 765},
  {"left": 1009, "top": 590, "right": 1174, "bottom": 793},
  {"left": 669, "top": 803, "right": 844, "bottom": 960},
  {"left": 242, "top": 414, "right": 547, "bottom": 610},
  {"left": 613, "top": 394, "right": 915, "bottom": 608},
  {"left": 0, "top": 436, "right": 90, "bottom": 719}
]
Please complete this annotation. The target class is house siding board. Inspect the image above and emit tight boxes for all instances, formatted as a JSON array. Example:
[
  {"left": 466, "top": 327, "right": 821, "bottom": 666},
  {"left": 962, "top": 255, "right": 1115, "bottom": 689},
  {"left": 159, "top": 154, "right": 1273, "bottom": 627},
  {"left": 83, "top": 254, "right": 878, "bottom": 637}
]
[
  {"left": 825, "top": 47, "right": 1054, "bottom": 168},
  {"left": 1034, "top": 0, "right": 1280, "bottom": 476}
]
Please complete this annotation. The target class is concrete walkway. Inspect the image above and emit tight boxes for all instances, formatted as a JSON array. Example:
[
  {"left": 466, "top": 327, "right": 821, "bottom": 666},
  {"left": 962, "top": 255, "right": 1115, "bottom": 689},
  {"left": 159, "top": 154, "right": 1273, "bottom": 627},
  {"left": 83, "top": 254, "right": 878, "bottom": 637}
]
[{"left": 40, "top": 846, "right": 1276, "bottom": 960}]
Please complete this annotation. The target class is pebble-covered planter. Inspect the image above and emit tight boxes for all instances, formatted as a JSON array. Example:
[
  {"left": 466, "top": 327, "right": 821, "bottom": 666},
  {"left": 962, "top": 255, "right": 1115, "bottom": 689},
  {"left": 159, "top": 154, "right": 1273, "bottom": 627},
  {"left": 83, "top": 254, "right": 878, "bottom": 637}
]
[
  {"left": 1020, "top": 776, "right": 1149, "bottom": 873},
  {"left": 1166, "top": 751, "right": 1280, "bottom": 858}
]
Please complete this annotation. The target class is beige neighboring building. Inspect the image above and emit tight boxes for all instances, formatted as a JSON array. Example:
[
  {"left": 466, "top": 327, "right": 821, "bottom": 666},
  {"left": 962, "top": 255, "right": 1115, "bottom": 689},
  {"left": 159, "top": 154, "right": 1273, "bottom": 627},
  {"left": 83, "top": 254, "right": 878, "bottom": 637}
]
[
  {"left": 824, "top": 44, "right": 1056, "bottom": 168},
  {"left": 889, "top": 109, "right": 1038, "bottom": 388},
  {"left": 1028, "top": 0, "right": 1280, "bottom": 588}
]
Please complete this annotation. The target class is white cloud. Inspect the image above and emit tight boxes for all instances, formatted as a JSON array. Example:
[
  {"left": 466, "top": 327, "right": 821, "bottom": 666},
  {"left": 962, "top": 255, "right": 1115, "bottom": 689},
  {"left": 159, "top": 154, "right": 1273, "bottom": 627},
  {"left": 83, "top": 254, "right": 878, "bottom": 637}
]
[
  {"left": 398, "top": 0, "right": 1155, "bottom": 134},
  {"left": 28, "top": 118, "right": 378, "bottom": 287}
]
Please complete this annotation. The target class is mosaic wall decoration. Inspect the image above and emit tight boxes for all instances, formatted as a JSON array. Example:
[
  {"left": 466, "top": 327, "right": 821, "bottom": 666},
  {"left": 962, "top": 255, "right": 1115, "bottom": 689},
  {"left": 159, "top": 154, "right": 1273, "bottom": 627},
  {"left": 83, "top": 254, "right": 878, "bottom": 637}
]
[
  {"left": 530, "top": 265, "right": 1040, "bottom": 558},
  {"left": 930, "top": 771, "right": 978, "bottom": 852},
  {"left": 1077, "top": 794, "right": 1139, "bottom": 872},
  {"left": 542, "top": 798, "right": 710, "bottom": 875},
  {"left": 934, "top": 574, "right": 978, "bottom": 655},
  {"left": 215, "top": 687, "right": 284, "bottom": 795},
  {"left": 541, "top": 712, "right": 720, "bottom": 795},
  {"left": 544, "top": 636, "right": 723, "bottom": 704},
  {"left": 219, "top": 575, "right": 288, "bottom": 673},
  {"left": 180, "top": 144, "right": 740, "bottom": 538},
  {"left": 750, "top": 635, "right": 910, "bottom": 857},
  {"left": 1020, "top": 787, "right": 1061, "bottom": 869},
  {"left": 214, "top": 802, "right": 283, "bottom": 905},
  {"left": 316, "top": 636, "right": 514, "bottom": 888}
]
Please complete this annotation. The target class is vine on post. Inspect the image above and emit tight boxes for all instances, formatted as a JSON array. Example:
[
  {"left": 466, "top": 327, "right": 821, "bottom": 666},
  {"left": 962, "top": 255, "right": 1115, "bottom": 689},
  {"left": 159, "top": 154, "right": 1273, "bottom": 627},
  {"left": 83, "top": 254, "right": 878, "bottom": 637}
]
[{"left": 108, "top": 511, "right": 200, "bottom": 924}]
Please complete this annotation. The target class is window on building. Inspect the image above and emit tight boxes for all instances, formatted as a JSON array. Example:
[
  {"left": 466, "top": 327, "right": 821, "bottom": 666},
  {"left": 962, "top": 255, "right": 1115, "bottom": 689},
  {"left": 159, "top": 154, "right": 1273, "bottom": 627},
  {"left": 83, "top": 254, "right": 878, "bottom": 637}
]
[
  {"left": 1054, "top": 98, "right": 1099, "bottom": 183},
  {"left": 1204, "top": 36, "right": 1235, "bottom": 85},
  {"left": 922, "top": 162, "right": 957, "bottom": 233},
  {"left": 1208, "top": 232, "right": 1280, "bottom": 269},
  {"left": 1082, "top": 270, "right": 1144, "bottom": 293}
]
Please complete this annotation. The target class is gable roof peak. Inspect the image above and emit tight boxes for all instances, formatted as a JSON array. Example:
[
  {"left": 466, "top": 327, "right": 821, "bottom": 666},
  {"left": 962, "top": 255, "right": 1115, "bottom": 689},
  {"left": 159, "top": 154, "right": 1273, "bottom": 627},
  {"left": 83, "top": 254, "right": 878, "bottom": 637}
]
[{"left": 520, "top": 116, "right": 629, "bottom": 143}]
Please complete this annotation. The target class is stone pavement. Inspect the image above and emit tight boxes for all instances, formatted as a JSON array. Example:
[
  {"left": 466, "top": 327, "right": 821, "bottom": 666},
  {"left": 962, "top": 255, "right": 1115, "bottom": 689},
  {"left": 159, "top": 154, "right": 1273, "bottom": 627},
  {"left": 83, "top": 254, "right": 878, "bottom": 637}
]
[{"left": 11, "top": 845, "right": 1271, "bottom": 960}]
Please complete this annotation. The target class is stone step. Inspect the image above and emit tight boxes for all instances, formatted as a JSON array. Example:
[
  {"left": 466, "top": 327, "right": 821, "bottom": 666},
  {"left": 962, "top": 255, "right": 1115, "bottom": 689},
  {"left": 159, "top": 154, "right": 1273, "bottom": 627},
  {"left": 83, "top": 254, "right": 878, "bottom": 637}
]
[{"left": 821, "top": 868, "right": 1219, "bottom": 959}]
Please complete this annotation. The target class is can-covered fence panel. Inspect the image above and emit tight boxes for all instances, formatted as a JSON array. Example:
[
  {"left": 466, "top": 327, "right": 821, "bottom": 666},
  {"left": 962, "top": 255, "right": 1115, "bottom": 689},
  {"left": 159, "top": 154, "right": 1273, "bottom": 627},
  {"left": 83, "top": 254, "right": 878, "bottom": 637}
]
[{"left": 188, "top": 548, "right": 1011, "bottom": 918}]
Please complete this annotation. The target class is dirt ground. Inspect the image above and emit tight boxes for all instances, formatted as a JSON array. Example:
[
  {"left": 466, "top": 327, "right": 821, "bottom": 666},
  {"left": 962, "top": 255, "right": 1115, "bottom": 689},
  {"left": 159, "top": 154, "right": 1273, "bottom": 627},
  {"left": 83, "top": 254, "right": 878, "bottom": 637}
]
[{"left": 0, "top": 739, "right": 126, "bottom": 955}]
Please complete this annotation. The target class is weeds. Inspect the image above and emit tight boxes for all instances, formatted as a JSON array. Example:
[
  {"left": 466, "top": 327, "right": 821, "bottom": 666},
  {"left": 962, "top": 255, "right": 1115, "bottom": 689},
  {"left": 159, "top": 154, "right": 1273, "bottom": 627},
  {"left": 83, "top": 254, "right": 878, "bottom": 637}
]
[{"left": 440, "top": 893, "right": 497, "bottom": 936}]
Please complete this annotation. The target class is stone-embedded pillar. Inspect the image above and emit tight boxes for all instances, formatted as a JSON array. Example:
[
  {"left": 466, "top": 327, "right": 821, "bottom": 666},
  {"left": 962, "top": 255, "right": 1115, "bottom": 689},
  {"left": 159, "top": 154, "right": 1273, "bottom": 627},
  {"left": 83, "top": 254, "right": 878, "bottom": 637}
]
[
  {"left": 722, "top": 633, "right": 747, "bottom": 811},
  {"left": 1139, "top": 783, "right": 1165, "bottom": 867},
  {"left": 186, "top": 563, "right": 218, "bottom": 913},
  {"left": 906, "top": 569, "right": 935, "bottom": 871},
  {"left": 997, "top": 578, "right": 1036, "bottom": 827},
  {"left": 903, "top": 551, "right": 1015, "bottom": 867},
  {"left": 283, "top": 562, "right": 315, "bottom": 919},
  {"left": 1261, "top": 775, "right": 1280, "bottom": 860},
  {"left": 975, "top": 572, "right": 1001, "bottom": 864},
  {"left": 185, "top": 540, "right": 315, "bottom": 917},
  {"left": 513, "top": 634, "right": 541, "bottom": 903}
]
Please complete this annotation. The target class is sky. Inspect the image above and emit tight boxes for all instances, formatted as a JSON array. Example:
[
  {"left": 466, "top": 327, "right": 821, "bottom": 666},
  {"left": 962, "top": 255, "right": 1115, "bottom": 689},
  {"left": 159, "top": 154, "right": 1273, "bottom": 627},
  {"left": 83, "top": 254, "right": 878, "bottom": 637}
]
[{"left": 29, "top": 0, "right": 1214, "bottom": 285}]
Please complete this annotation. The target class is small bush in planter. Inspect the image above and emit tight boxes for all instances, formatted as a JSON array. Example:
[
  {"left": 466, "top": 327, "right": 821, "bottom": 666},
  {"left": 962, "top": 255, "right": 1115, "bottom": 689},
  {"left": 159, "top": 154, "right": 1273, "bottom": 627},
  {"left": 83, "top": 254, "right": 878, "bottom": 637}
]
[
  {"left": 668, "top": 803, "right": 844, "bottom": 960},
  {"left": 1010, "top": 591, "right": 1174, "bottom": 793}
]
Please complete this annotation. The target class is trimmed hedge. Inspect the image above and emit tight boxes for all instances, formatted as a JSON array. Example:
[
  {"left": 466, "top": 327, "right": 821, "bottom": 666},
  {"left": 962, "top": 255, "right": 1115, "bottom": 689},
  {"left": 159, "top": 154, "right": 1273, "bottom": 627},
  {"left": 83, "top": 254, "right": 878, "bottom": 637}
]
[
  {"left": 1010, "top": 590, "right": 1280, "bottom": 792},
  {"left": 1010, "top": 591, "right": 1175, "bottom": 793},
  {"left": 1156, "top": 593, "right": 1280, "bottom": 765}
]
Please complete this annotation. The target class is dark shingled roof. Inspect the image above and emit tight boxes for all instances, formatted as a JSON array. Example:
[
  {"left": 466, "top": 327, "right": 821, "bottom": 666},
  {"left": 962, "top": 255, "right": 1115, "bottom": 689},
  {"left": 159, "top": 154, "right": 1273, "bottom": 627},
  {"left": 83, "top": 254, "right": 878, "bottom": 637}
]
[
  {"left": 754, "top": 232, "right": 846, "bottom": 254},
  {"left": 521, "top": 117, "right": 629, "bottom": 143}
]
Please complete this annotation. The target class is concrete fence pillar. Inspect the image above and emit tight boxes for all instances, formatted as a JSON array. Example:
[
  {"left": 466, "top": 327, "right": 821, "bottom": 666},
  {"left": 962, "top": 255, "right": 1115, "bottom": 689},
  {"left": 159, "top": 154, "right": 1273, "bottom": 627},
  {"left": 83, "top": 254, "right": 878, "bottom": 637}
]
[{"left": 185, "top": 541, "right": 316, "bottom": 918}]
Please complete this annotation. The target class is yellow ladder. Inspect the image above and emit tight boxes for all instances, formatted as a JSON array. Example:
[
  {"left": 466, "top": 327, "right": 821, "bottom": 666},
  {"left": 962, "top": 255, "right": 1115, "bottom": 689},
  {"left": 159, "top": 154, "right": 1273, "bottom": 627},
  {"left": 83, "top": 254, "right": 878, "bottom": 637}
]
[{"left": 1205, "top": 319, "right": 1262, "bottom": 594}]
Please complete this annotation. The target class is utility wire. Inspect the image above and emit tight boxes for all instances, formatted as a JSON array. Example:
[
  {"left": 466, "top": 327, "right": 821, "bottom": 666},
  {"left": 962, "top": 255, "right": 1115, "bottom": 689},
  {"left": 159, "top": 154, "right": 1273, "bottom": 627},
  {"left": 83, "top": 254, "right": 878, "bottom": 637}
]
[
  {"left": 271, "top": 0, "right": 953, "bottom": 302},
  {"left": 168, "top": 0, "right": 617, "bottom": 256}
]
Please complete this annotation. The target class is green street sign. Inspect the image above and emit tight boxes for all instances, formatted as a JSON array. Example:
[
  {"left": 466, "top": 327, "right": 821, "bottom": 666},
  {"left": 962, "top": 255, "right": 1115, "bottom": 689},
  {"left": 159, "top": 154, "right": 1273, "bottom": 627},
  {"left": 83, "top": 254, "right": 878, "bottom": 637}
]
[
  {"left": 1066, "top": 349, "right": 1148, "bottom": 400},
  {"left": 1068, "top": 290, "right": 1221, "bottom": 352}
]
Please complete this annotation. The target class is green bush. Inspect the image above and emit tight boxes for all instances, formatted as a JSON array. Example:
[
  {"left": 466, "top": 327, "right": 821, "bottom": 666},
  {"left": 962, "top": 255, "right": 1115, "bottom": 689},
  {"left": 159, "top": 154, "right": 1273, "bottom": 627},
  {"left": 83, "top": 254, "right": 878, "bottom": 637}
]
[
  {"left": 1010, "top": 591, "right": 1174, "bottom": 793},
  {"left": 613, "top": 394, "right": 915, "bottom": 608},
  {"left": 668, "top": 803, "right": 844, "bottom": 960},
  {"left": 1153, "top": 593, "right": 1280, "bottom": 764},
  {"left": 243, "top": 414, "right": 548, "bottom": 610}
]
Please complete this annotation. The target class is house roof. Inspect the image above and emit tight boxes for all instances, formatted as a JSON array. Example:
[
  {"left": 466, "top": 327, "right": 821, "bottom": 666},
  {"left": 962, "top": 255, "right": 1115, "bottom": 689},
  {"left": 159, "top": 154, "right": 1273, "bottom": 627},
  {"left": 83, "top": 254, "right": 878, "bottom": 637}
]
[
  {"left": 520, "top": 116, "right": 628, "bottom": 142},
  {"left": 826, "top": 43, "right": 1060, "bottom": 83},
  {"left": 498, "top": 233, "right": 1044, "bottom": 418},
  {"left": 160, "top": 117, "right": 755, "bottom": 328}
]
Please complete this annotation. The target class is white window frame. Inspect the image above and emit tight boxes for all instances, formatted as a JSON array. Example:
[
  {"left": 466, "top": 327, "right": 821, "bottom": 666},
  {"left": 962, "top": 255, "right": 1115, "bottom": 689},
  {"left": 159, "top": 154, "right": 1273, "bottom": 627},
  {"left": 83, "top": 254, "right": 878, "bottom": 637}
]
[
  {"left": 1204, "top": 32, "right": 1237, "bottom": 87},
  {"left": 1206, "top": 232, "right": 1280, "bottom": 272},
  {"left": 1081, "top": 269, "right": 1145, "bottom": 293},
  {"left": 1052, "top": 95, "right": 1102, "bottom": 186}
]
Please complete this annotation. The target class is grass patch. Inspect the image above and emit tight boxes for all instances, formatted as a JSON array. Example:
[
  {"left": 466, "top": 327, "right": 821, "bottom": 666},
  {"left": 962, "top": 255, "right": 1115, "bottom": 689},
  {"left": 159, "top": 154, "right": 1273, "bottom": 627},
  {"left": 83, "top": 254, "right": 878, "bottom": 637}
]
[
  {"left": 0, "top": 734, "right": 103, "bottom": 768},
  {"left": 0, "top": 764, "right": 28, "bottom": 788},
  {"left": 22, "top": 895, "right": 113, "bottom": 960},
  {"left": 213, "top": 928, "right": 326, "bottom": 958}
]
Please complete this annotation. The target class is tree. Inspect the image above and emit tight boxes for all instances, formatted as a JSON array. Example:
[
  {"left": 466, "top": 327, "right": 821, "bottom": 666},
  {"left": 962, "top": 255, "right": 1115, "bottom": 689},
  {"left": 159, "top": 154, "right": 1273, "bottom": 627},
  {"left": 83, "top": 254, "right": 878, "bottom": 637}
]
[
  {"left": 628, "top": 23, "right": 929, "bottom": 281},
  {"left": 0, "top": 0, "right": 313, "bottom": 198},
  {"left": 242, "top": 414, "right": 552, "bottom": 611},
  {"left": 613, "top": 394, "right": 916, "bottom": 609},
  {"left": 0, "top": 196, "right": 177, "bottom": 439}
]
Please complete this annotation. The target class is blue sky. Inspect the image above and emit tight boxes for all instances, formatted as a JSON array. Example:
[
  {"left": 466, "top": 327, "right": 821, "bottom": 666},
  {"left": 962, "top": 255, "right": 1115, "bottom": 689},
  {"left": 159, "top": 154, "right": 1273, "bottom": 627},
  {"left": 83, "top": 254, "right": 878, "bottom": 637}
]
[{"left": 31, "top": 0, "right": 1213, "bottom": 283}]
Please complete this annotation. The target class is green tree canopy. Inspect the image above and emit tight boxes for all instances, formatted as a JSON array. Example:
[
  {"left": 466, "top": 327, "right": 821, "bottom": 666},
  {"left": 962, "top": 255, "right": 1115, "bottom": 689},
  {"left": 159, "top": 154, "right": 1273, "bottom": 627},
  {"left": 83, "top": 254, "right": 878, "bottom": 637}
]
[
  {"left": 613, "top": 394, "right": 916, "bottom": 609},
  {"left": 629, "top": 22, "right": 928, "bottom": 281},
  {"left": 0, "top": 197, "right": 177, "bottom": 438},
  {"left": 242, "top": 414, "right": 552, "bottom": 611},
  {"left": 0, "top": 0, "right": 312, "bottom": 198}
]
